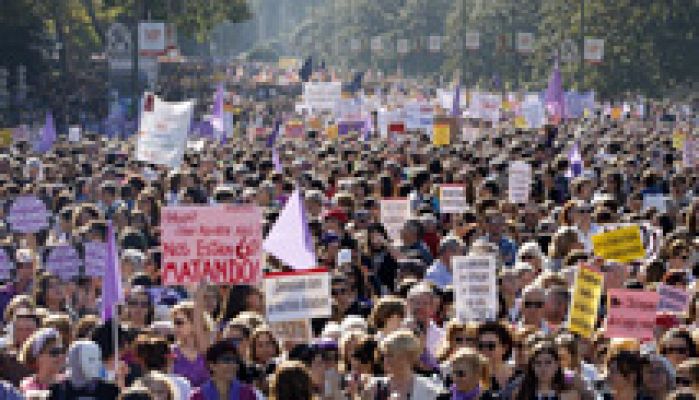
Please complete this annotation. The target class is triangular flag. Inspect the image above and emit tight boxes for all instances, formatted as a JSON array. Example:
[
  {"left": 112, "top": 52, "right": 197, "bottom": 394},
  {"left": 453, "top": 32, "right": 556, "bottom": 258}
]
[
  {"left": 272, "top": 147, "right": 283, "bottom": 173},
  {"left": 263, "top": 189, "right": 317, "bottom": 270},
  {"left": 212, "top": 83, "right": 225, "bottom": 142},
  {"left": 33, "top": 112, "right": 56, "bottom": 154},
  {"left": 101, "top": 221, "right": 124, "bottom": 321},
  {"left": 452, "top": 84, "right": 461, "bottom": 117},
  {"left": 544, "top": 61, "right": 565, "bottom": 124},
  {"left": 567, "top": 142, "right": 583, "bottom": 178}
]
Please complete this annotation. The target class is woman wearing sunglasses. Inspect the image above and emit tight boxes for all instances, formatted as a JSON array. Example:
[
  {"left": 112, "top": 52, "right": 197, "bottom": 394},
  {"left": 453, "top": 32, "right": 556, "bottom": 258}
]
[
  {"left": 447, "top": 347, "right": 496, "bottom": 400},
  {"left": 170, "top": 285, "right": 213, "bottom": 388},
  {"left": 18, "top": 327, "right": 65, "bottom": 393},
  {"left": 122, "top": 287, "right": 153, "bottom": 330},
  {"left": 515, "top": 341, "right": 578, "bottom": 400}
]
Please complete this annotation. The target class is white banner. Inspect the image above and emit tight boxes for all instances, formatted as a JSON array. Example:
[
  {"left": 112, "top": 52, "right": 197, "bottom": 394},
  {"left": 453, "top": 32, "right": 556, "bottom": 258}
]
[
  {"left": 136, "top": 94, "right": 194, "bottom": 169},
  {"left": 508, "top": 161, "right": 532, "bottom": 204},
  {"left": 403, "top": 102, "right": 433, "bottom": 134},
  {"left": 428, "top": 35, "right": 442, "bottom": 52},
  {"left": 521, "top": 96, "right": 546, "bottom": 129},
  {"left": 371, "top": 36, "right": 383, "bottom": 52},
  {"left": 380, "top": 198, "right": 410, "bottom": 243},
  {"left": 465, "top": 31, "right": 480, "bottom": 50},
  {"left": 397, "top": 39, "right": 409, "bottom": 55},
  {"left": 68, "top": 126, "right": 81, "bottom": 142},
  {"left": 468, "top": 92, "right": 501, "bottom": 123},
  {"left": 139, "top": 22, "right": 166, "bottom": 56},
  {"left": 302, "top": 82, "right": 342, "bottom": 111},
  {"left": 439, "top": 185, "right": 468, "bottom": 214},
  {"left": 264, "top": 269, "right": 331, "bottom": 322},
  {"left": 584, "top": 38, "right": 604, "bottom": 63},
  {"left": 516, "top": 32, "right": 534, "bottom": 53},
  {"left": 453, "top": 255, "right": 497, "bottom": 321}
]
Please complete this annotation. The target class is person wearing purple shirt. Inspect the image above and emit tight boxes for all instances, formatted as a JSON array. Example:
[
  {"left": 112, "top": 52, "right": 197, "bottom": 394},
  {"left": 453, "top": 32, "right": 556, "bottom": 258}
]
[{"left": 169, "top": 285, "right": 212, "bottom": 388}]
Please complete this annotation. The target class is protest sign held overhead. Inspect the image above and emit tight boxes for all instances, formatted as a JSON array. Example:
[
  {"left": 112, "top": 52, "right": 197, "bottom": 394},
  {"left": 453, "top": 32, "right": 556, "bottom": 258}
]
[
  {"left": 6, "top": 196, "right": 51, "bottom": 233},
  {"left": 592, "top": 225, "right": 645, "bottom": 263},
  {"left": 657, "top": 284, "right": 691, "bottom": 314},
  {"left": 136, "top": 93, "right": 195, "bottom": 169},
  {"left": 606, "top": 289, "right": 659, "bottom": 340},
  {"left": 380, "top": 198, "right": 411, "bottom": 244},
  {"left": 568, "top": 265, "right": 604, "bottom": 338},
  {"left": 161, "top": 205, "right": 263, "bottom": 285},
  {"left": 508, "top": 161, "right": 532, "bottom": 204},
  {"left": 264, "top": 269, "right": 331, "bottom": 322},
  {"left": 453, "top": 255, "right": 497, "bottom": 322},
  {"left": 439, "top": 184, "right": 468, "bottom": 214}
]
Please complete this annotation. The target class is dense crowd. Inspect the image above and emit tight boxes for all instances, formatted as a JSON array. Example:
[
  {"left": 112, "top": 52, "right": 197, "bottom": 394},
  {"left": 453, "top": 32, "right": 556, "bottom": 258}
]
[{"left": 0, "top": 73, "right": 697, "bottom": 400}]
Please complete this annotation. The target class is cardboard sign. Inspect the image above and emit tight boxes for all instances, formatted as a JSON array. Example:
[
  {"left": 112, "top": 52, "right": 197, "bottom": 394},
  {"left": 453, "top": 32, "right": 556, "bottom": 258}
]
[
  {"left": 380, "top": 198, "right": 410, "bottom": 244},
  {"left": 439, "top": 185, "right": 467, "bottom": 214},
  {"left": 83, "top": 241, "right": 107, "bottom": 277},
  {"left": 6, "top": 196, "right": 51, "bottom": 233},
  {"left": 606, "top": 289, "right": 659, "bottom": 340},
  {"left": 453, "top": 255, "right": 497, "bottom": 321},
  {"left": 591, "top": 225, "right": 645, "bottom": 263},
  {"left": 161, "top": 205, "right": 263, "bottom": 286},
  {"left": 0, "top": 248, "right": 13, "bottom": 281},
  {"left": 45, "top": 245, "right": 82, "bottom": 281},
  {"left": 68, "top": 126, "right": 81, "bottom": 142},
  {"left": 432, "top": 123, "right": 450, "bottom": 146},
  {"left": 657, "top": 284, "right": 691, "bottom": 314},
  {"left": 136, "top": 95, "right": 194, "bottom": 169},
  {"left": 568, "top": 265, "right": 604, "bottom": 338},
  {"left": 303, "top": 82, "right": 342, "bottom": 111},
  {"left": 268, "top": 320, "right": 312, "bottom": 350},
  {"left": 264, "top": 269, "right": 331, "bottom": 322},
  {"left": 508, "top": 161, "right": 532, "bottom": 204}
]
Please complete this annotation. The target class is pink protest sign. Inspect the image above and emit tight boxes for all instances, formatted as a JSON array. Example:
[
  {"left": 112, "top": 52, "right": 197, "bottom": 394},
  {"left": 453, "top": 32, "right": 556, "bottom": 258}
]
[
  {"left": 606, "top": 289, "right": 659, "bottom": 340},
  {"left": 161, "top": 205, "right": 263, "bottom": 286}
]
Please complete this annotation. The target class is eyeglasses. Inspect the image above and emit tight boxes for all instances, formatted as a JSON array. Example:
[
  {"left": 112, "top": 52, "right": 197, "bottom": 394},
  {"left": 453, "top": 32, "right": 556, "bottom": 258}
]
[
  {"left": 675, "top": 376, "right": 692, "bottom": 387},
  {"left": 452, "top": 369, "right": 469, "bottom": 378},
  {"left": 662, "top": 346, "right": 688, "bottom": 355},
  {"left": 453, "top": 336, "right": 474, "bottom": 344},
  {"left": 478, "top": 341, "right": 498, "bottom": 351},
  {"left": 524, "top": 301, "right": 544, "bottom": 309},
  {"left": 47, "top": 347, "right": 64, "bottom": 357},
  {"left": 534, "top": 358, "right": 555, "bottom": 367},
  {"left": 217, "top": 355, "right": 240, "bottom": 364},
  {"left": 127, "top": 300, "right": 149, "bottom": 307},
  {"left": 173, "top": 318, "right": 187, "bottom": 326}
]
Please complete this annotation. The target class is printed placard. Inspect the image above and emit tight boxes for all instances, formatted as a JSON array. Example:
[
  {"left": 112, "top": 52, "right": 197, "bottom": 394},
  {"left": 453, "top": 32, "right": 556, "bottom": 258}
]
[
  {"left": 508, "top": 161, "right": 532, "bottom": 204},
  {"left": 591, "top": 225, "right": 645, "bottom": 263},
  {"left": 0, "top": 248, "right": 13, "bottom": 281},
  {"left": 568, "top": 265, "right": 604, "bottom": 338},
  {"left": 606, "top": 289, "right": 659, "bottom": 340},
  {"left": 453, "top": 255, "right": 497, "bottom": 322},
  {"left": 6, "top": 196, "right": 51, "bottom": 233},
  {"left": 161, "top": 205, "right": 263, "bottom": 286},
  {"left": 264, "top": 269, "right": 331, "bottom": 322},
  {"left": 45, "top": 245, "right": 82, "bottom": 281},
  {"left": 439, "top": 185, "right": 467, "bottom": 214},
  {"left": 269, "top": 320, "right": 312, "bottom": 350},
  {"left": 657, "top": 284, "right": 691, "bottom": 314},
  {"left": 68, "top": 126, "right": 81, "bottom": 142},
  {"left": 380, "top": 198, "right": 410, "bottom": 244},
  {"left": 432, "top": 123, "right": 450, "bottom": 146},
  {"left": 83, "top": 241, "right": 107, "bottom": 277},
  {"left": 303, "top": 82, "right": 342, "bottom": 111}
]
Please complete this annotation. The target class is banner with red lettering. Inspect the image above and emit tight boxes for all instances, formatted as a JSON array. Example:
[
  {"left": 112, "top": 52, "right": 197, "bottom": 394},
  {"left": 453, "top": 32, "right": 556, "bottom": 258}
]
[{"left": 161, "top": 205, "right": 263, "bottom": 286}]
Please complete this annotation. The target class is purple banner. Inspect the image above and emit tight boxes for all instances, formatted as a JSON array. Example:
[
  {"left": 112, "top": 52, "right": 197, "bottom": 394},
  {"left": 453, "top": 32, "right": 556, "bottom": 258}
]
[
  {"left": 83, "top": 241, "right": 107, "bottom": 277},
  {"left": 45, "top": 245, "right": 82, "bottom": 281},
  {"left": 6, "top": 196, "right": 51, "bottom": 233}
]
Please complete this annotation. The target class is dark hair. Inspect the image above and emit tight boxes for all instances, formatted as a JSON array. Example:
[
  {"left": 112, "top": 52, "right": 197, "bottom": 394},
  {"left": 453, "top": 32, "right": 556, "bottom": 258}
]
[
  {"left": 608, "top": 350, "right": 642, "bottom": 387},
  {"left": 220, "top": 285, "right": 260, "bottom": 323},
  {"left": 477, "top": 321, "right": 513, "bottom": 361},
  {"left": 516, "top": 342, "right": 567, "bottom": 400},
  {"left": 205, "top": 339, "right": 244, "bottom": 373},
  {"left": 134, "top": 335, "right": 170, "bottom": 372},
  {"left": 270, "top": 360, "right": 313, "bottom": 400},
  {"left": 661, "top": 328, "right": 698, "bottom": 358}
]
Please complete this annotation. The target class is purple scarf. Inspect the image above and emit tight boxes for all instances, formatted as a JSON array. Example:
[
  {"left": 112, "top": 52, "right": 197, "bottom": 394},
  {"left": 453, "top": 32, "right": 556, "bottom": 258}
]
[{"left": 451, "top": 384, "right": 481, "bottom": 400}]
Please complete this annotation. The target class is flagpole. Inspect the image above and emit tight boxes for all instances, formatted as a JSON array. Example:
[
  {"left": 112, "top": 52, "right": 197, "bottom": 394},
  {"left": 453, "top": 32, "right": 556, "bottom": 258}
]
[{"left": 111, "top": 304, "right": 119, "bottom": 382}]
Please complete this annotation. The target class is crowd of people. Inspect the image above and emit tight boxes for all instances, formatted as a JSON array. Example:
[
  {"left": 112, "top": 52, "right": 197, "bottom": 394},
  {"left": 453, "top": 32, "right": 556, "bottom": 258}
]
[{"left": 0, "top": 66, "right": 697, "bottom": 400}]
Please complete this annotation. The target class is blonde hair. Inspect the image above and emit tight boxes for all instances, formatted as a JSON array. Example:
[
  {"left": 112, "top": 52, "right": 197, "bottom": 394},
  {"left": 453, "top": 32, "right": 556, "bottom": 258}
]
[
  {"left": 18, "top": 327, "right": 61, "bottom": 368},
  {"left": 448, "top": 347, "right": 490, "bottom": 389},
  {"left": 340, "top": 331, "right": 367, "bottom": 373},
  {"left": 380, "top": 329, "right": 420, "bottom": 365}
]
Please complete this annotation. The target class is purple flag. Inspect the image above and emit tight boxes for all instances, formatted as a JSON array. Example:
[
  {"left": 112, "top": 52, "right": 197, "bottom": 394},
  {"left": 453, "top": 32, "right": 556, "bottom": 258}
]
[
  {"left": 266, "top": 119, "right": 281, "bottom": 148},
  {"left": 263, "top": 189, "right": 317, "bottom": 270},
  {"left": 452, "top": 84, "right": 461, "bottom": 117},
  {"left": 101, "top": 221, "right": 124, "bottom": 321},
  {"left": 544, "top": 61, "right": 565, "bottom": 124},
  {"left": 212, "top": 83, "right": 225, "bottom": 141},
  {"left": 567, "top": 142, "right": 583, "bottom": 178},
  {"left": 272, "top": 147, "right": 283, "bottom": 173},
  {"left": 33, "top": 112, "right": 56, "bottom": 154}
]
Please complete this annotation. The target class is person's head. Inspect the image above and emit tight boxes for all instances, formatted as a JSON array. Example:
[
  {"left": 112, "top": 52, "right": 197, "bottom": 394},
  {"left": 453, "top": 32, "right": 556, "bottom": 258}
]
[
  {"left": 269, "top": 360, "right": 314, "bottom": 400},
  {"left": 484, "top": 210, "right": 505, "bottom": 237},
  {"left": 543, "top": 285, "right": 569, "bottom": 324},
  {"left": 675, "top": 358, "right": 699, "bottom": 391},
  {"left": 251, "top": 327, "right": 280, "bottom": 365},
  {"left": 221, "top": 320, "right": 252, "bottom": 361},
  {"left": 220, "top": 285, "right": 264, "bottom": 321},
  {"left": 406, "top": 282, "right": 437, "bottom": 324},
  {"left": 12, "top": 309, "right": 40, "bottom": 350},
  {"left": 448, "top": 347, "right": 489, "bottom": 392},
  {"left": 350, "top": 336, "right": 379, "bottom": 375},
  {"left": 137, "top": 371, "right": 177, "bottom": 400},
  {"left": 123, "top": 286, "right": 153, "bottom": 328},
  {"left": 339, "top": 331, "right": 366, "bottom": 373},
  {"left": 438, "top": 236, "right": 463, "bottom": 265},
  {"left": 548, "top": 226, "right": 583, "bottom": 261},
  {"left": 368, "top": 296, "right": 406, "bottom": 333},
  {"left": 641, "top": 353, "right": 676, "bottom": 395},
  {"left": 437, "top": 320, "right": 477, "bottom": 362},
  {"left": 42, "top": 312, "right": 72, "bottom": 347},
  {"left": 521, "top": 284, "right": 546, "bottom": 327},
  {"left": 205, "top": 339, "right": 244, "bottom": 384},
  {"left": 661, "top": 328, "right": 698, "bottom": 367},
  {"left": 521, "top": 341, "right": 566, "bottom": 394},
  {"left": 380, "top": 330, "right": 420, "bottom": 377},
  {"left": 331, "top": 274, "right": 355, "bottom": 311},
  {"left": 14, "top": 248, "right": 35, "bottom": 283},
  {"left": 607, "top": 350, "right": 642, "bottom": 391},
  {"left": 476, "top": 321, "right": 513, "bottom": 363},
  {"left": 171, "top": 301, "right": 195, "bottom": 341},
  {"left": 400, "top": 219, "right": 422, "bottom": 246},
  {"left": 18, "top": 327, "right": 64, "bottom": 375},
  {"left": 134, "top": 334, "right": 170, "bottom": 372}
]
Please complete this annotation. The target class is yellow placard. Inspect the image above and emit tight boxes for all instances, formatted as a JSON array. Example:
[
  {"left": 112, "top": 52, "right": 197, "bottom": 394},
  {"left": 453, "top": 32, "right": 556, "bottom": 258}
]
[
  {"left": 432, "top": 123, "right": 450, "bottom": 146},
  {"left": 326, "top": 124, "right": 338, "bottom": 140},
  {"left": 0, "top": 129, "right": 12, "bottom": 147},
  {"left": 514, "top": 115, "right": 528, "bottom": 129},
  {"left": 610, "top": 107, "right": 622, "bottom": 120},
  {"left": 591, "top": 225, "right": 645, "bottom": 263},
  {"left": 568, "top": 266, "right": 604, "bottom": 338},
  {"left": 672, "top": 130, "right": 686, "bottom": 150}
]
